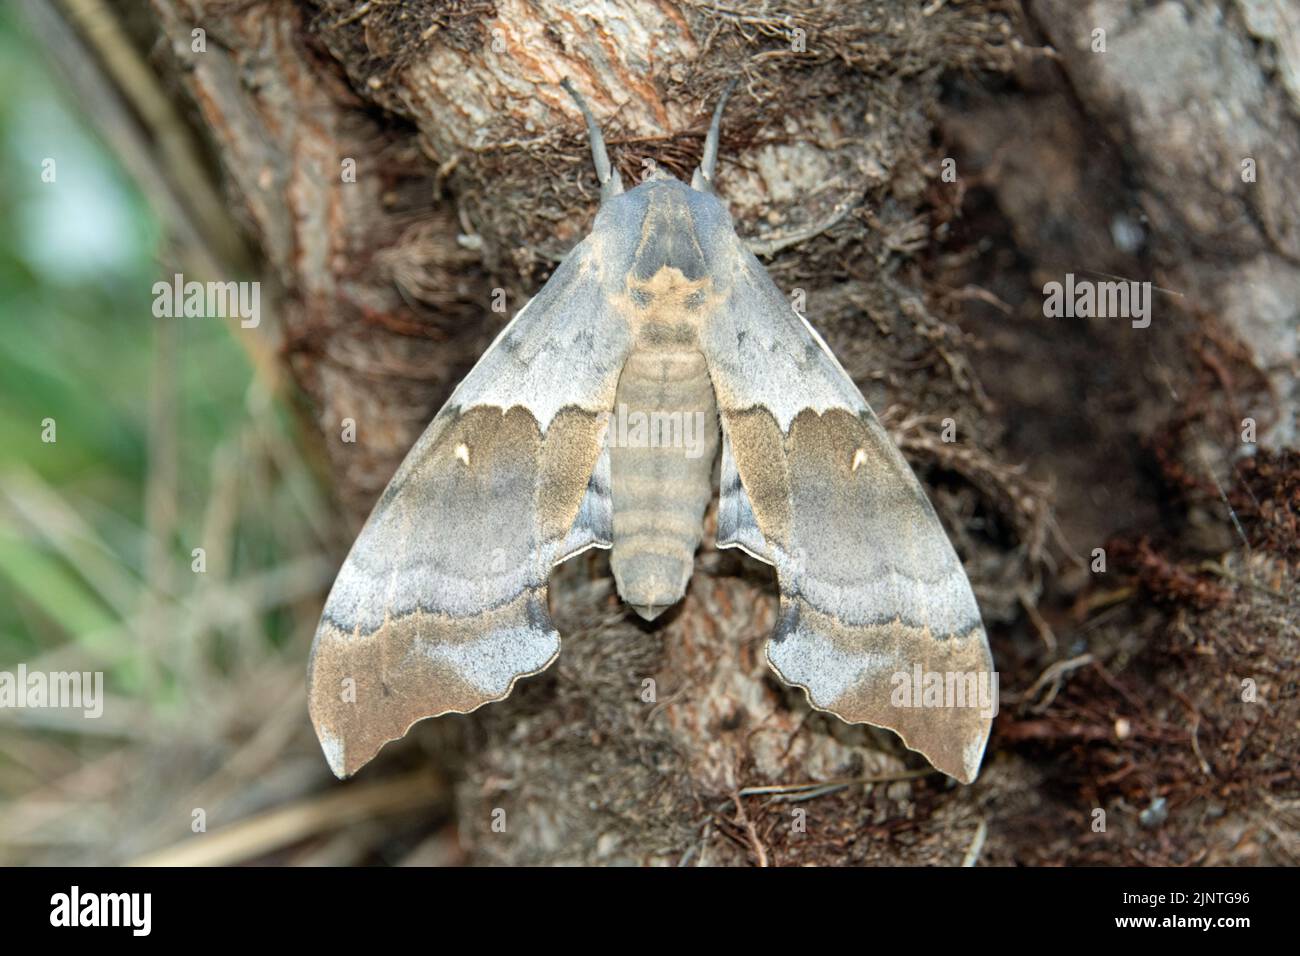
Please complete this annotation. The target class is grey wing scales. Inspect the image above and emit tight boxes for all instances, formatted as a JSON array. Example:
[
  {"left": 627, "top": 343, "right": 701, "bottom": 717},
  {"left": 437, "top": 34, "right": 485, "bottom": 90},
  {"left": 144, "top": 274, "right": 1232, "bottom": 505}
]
[
  {"left": 308, "top": 237, "right": 630, "bottom": 777},
  {"left": 701, "top": 244, "right": 994, "bottom": 783}
]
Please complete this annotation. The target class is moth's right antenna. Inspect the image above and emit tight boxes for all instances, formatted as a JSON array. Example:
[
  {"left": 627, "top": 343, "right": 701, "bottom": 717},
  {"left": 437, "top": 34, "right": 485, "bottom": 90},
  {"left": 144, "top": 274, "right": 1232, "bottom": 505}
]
[
  {"left": 560, "top": 78, "right": 624, "bottom": 201},
  {"left": 692, "top": 77, "right": 740, "bottom": 193}
]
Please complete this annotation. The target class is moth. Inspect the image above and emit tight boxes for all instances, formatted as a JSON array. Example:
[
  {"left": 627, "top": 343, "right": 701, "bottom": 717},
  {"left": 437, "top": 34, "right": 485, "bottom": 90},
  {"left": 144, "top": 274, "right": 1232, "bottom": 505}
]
[{"left": 308, "top": 80, "right": 995, "bottom": 783}]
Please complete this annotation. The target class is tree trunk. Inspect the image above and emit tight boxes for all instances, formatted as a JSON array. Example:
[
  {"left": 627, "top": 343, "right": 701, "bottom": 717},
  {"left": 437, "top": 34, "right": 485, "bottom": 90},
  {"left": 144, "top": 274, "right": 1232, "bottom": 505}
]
[{"left": 127, "top": 0, "right": 1295, "bottom": 865}]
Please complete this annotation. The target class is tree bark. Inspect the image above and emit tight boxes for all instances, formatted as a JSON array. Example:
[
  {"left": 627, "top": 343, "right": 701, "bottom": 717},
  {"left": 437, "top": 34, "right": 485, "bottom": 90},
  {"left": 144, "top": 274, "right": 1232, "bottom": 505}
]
[{"left": 126, "top": 0, "right": 1295, "bottom": 864}]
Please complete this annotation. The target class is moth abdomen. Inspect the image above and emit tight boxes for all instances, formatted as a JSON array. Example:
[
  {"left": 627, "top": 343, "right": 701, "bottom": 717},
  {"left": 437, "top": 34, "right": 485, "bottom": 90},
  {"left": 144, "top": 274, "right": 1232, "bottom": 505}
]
[{"left": 608, "top": 347, "right": 720, "bottom": 620}]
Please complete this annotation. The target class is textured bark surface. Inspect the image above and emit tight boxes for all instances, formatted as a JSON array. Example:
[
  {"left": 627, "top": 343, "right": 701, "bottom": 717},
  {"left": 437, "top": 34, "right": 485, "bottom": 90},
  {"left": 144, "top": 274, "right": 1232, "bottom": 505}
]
[{"left": 131, "top": 0, "right": 1296, "bottom": 865}]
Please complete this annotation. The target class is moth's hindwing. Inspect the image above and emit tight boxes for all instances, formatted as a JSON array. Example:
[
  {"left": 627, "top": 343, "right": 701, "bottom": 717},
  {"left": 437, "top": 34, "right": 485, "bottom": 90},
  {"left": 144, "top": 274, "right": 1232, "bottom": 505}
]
[
  {"left": 308, "top": 238, "right": 630, "bottom": 777},
  {"left": 703, "top": 246, "right": 994, "bottom": 783}
]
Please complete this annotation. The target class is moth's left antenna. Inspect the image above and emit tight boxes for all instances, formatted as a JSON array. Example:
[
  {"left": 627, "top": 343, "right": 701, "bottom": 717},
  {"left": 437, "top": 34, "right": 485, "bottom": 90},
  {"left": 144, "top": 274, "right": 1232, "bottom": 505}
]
[
  {"left": 692, "top": 77, "right": 739, "bottom": 193},
  {"left": 561, "top": 78, "right": 623, "bottom": 202}
]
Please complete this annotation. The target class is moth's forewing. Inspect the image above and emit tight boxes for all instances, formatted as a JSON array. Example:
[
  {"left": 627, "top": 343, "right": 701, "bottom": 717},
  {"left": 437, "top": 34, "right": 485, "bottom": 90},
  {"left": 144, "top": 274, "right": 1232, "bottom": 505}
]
[
  {"left": 308, "top": 239, "right": 633, "bottom": 777},
  {"left": 698, "top": 219, "right": 994, "bottom": 783}
]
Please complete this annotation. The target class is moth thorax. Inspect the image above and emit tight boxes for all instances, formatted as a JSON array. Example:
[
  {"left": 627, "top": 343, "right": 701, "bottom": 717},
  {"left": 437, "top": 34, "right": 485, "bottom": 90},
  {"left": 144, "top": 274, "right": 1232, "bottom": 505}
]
[
  {"left": 608, "top": 347, "right": 720, "bottom": 620},
  {"left": 625, "top": 266, "right": 712, "bottom": 338}
]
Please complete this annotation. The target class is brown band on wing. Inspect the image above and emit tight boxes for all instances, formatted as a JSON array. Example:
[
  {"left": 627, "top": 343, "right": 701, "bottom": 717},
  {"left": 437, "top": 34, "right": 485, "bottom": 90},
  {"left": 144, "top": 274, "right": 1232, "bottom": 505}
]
[
  {"left": 309, "top": 589, "right": 559, "bottom": 778},
  {"left": 767, "top": 598, "right": 993, "bottom": 783},
  {"left": 721, "top": 404, "right": 994, "bottom": 783},
  {"left": 308, "top": 404, "right": 610, "bottom": 777},
  {"left": 717, "top": 407, "right": 794, "bottom": 551},
  {"left": 534, "top": 407, "right": 611, "bottom": 542}
]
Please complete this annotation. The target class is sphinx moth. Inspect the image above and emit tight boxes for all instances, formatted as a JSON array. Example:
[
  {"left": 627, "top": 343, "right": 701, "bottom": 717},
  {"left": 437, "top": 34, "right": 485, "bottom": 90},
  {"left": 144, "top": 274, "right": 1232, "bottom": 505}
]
[{"left": 308, "top": 80, "right": 995, "bottom": 783}]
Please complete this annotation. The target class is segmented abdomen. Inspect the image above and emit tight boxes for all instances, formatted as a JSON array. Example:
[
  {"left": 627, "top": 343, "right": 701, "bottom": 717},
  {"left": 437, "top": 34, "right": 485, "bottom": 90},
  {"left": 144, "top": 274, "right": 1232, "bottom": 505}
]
[{"left": 609, "top": 348, "right": 719, "bottom": 619}]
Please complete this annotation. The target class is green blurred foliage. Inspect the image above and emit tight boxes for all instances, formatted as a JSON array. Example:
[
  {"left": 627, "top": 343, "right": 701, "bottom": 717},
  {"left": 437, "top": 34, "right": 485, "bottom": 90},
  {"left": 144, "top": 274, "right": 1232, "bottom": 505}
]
[{"left": 0, "top": 6, "right": 320, "bottom": 702}]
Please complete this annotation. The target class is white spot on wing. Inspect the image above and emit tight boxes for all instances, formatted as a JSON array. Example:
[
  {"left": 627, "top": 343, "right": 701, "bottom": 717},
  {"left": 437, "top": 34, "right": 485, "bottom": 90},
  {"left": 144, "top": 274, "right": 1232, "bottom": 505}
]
[
  {"left": 454, "top": 442, "right": 470, "bottom": 466},
  {"left": 851, "top": 447, "right": 867, "bottom": 472}
]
